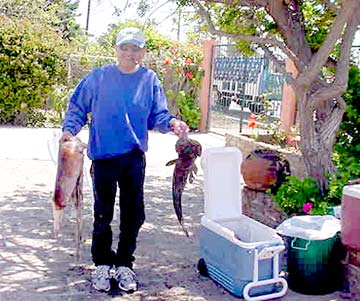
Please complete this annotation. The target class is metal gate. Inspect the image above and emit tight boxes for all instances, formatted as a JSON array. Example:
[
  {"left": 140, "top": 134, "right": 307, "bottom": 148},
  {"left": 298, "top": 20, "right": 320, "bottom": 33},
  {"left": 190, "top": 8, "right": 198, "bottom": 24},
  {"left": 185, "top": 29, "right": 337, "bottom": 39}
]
[{"left": 209, "top": 44, "right": 285, "bottom": 135}]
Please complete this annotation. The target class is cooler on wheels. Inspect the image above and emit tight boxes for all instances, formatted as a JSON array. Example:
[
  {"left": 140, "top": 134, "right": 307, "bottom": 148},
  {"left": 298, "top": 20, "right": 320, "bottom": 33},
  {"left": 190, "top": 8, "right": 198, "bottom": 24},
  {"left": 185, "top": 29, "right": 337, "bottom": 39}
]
[{"left": 198, "top": 147, "right": 287, "bottom": 301}]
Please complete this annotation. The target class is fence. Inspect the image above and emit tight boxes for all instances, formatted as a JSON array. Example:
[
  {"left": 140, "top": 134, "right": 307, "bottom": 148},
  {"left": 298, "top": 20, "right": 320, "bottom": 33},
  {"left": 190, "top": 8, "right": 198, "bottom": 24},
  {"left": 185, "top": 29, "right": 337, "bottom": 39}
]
[
  {"left": 352, "top": 46, "right": 360, "bottom": 66},
  {"left": 65, "top": 52, "right": 196, "bottom": 119},
  {"left": 209, "top": 45, "right": 285, "bottom": 136},
  {"left": 66, "top": 52, "right": 167, "bottom": 89}
]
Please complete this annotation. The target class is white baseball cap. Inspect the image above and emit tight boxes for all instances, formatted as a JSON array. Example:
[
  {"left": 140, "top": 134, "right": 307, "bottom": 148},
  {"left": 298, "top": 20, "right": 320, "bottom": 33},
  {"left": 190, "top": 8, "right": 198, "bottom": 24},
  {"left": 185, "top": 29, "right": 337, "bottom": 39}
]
[{"left": 115, "top": 27, "right": 145, "bottom": 48}]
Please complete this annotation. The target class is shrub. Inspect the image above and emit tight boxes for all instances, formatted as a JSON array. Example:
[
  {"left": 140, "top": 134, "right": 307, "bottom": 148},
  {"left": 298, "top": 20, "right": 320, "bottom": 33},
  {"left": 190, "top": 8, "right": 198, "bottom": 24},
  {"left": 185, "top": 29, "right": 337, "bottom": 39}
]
[
  {"left": 326, "top": 65, "right": 360, "bottom": 203},
  {"left": 272, "top": 176, "right": 329, "bottom": 216},
  {"left": 0, "top": 16, "right": 68, "bottom": 125},
  {"left": 336, "top": 65, "right": 360, "bottom": 158}
]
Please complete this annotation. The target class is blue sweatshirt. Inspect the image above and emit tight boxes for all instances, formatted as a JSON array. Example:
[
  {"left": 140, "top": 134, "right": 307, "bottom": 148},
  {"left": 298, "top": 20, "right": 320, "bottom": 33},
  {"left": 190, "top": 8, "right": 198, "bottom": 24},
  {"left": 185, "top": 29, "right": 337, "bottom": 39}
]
[{"left": 62, "top": 64, "right": 175, "bottom": 160}]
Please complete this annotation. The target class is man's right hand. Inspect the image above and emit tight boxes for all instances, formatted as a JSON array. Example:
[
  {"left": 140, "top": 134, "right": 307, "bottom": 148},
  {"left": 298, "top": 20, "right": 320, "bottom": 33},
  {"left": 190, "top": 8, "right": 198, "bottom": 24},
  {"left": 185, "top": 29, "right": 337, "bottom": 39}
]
[{"left": 59, "top": 131, "right": 73, "bottom": 144}]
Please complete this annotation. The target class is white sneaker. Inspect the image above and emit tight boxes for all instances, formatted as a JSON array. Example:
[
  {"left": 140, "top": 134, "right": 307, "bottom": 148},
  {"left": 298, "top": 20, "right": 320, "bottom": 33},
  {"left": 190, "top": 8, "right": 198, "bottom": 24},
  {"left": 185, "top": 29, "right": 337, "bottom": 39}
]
[
  {"left": 114, "top": 266, "right": 138, "bottom": 292},
  {"left": 92, "top": 265, "right": 111, "bottom": 292}
]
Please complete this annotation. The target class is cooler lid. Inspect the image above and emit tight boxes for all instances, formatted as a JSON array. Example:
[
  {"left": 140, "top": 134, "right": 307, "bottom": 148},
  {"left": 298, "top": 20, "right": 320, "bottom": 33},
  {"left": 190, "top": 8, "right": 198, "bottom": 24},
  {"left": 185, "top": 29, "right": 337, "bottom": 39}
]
[
  {"left": 343, "top": 184, "right": 360, "bottom": 199},
  {"left": 201, "top": 147, "right": 243, "bottom": 220}
]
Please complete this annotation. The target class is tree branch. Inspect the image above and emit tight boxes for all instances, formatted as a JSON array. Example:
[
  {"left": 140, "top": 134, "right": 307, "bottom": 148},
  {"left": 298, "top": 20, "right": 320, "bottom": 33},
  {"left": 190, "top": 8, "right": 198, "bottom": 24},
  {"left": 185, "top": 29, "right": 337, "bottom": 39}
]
[
  {"left": 320, "top": 0, "right": 339, "bottom": 14},
  {"left": 311, "top": 4, "right": 359, "bottom": 106},
  {"left": 312, "top": 83, "right": 347, "bottom": 103},
  {"left": 141, "top": 0, "right": 172, "bottom": 29},
  {"left": 260, "top": 46, "right": 297, "bottom": 86},
  {"left": 317, "top": 96, "right": 346, "bottom": 151},
  {"left": 260, "top": 47, "right": 285, "bottom": 72},
  {"left": 201, "top": 0, "right": 267, "bottom": 7},
  {"left": 333, "top": 3, "right": 360, "bottom": 88},
  {"left": 297, "top": 0, "right": 357, "bottom": 88},
  {"left": 157, "top": 8, "right": 179, "bottom": 26},
  {"left": 192, "top": 0, "right": 299, "bottom": 64},
  {"left": 122, "top": 0, "right": 131, "bottom": 13},
  {"left": 265, "top": 0, "right": 313, "bottom": 68}
]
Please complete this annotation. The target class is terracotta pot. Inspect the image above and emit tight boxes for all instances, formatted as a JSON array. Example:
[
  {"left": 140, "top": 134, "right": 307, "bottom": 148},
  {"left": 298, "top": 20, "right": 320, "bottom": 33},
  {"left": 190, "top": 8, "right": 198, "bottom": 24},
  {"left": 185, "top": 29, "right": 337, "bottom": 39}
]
[{"left": 241, "top": 149, "right": 291, "bottom": 192}]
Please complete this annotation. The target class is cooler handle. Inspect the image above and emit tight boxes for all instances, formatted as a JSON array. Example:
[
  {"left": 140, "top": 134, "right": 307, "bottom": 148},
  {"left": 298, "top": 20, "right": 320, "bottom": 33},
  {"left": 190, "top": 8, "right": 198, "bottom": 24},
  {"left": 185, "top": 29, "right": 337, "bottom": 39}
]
[{"left": 291, "top": 237, "right": 310, "bottom": 251}]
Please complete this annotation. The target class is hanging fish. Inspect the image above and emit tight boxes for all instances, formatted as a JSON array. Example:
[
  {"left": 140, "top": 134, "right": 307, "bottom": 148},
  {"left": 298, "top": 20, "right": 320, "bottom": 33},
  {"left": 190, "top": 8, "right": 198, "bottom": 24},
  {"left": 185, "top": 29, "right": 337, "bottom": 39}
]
[
  {"left": 52, "top": 136, "right": 86, "bottom": 259},
  {"left": 166, "top": 137, "right": 202, "bottom": 237}
]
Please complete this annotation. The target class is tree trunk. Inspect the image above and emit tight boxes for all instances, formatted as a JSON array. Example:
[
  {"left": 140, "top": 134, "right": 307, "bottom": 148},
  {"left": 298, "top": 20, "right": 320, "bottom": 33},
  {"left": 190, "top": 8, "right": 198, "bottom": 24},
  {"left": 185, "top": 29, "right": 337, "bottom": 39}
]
[{"left": 298, "top": 87, "right": 345, "bottom": 195}]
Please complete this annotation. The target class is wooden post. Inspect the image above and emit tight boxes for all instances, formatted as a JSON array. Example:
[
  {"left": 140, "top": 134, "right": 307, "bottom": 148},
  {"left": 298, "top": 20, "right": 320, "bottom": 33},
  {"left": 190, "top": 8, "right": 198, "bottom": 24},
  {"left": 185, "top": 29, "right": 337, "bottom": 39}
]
[
  {"left": 199, "top": 40, "right": 217, "bottom": 133},
  {"left": 280, "top": 58, "right": 299, "bottom": 133}
]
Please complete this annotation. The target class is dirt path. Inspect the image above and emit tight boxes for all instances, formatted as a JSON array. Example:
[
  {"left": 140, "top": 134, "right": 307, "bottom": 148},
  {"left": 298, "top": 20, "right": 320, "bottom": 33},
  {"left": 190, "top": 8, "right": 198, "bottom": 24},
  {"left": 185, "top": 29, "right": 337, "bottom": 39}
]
[{"left": 0, "top": 128, "right": 342, "bottom": 300}]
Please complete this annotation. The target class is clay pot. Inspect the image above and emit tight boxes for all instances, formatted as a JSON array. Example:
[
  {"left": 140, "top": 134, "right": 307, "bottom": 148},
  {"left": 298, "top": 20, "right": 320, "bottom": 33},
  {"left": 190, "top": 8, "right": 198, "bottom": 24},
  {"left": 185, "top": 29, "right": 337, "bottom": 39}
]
[{"left": 241, "top": 149, "right": 290, "bottom": 192}]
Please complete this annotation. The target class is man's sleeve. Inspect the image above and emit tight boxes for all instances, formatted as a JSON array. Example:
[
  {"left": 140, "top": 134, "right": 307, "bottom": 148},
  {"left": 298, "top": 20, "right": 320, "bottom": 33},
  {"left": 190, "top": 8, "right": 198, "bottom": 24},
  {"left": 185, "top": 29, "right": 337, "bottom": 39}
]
[{"left": 62, "top": 74, "right": 92, "bottom": 135}]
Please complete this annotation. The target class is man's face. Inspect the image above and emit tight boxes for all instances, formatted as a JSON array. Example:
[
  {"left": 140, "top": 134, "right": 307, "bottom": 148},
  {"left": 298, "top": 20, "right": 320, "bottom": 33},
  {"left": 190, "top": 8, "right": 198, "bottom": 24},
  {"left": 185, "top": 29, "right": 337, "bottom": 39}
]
[{"left": 115, "top": 43, "right": 146, "bottom": 69}]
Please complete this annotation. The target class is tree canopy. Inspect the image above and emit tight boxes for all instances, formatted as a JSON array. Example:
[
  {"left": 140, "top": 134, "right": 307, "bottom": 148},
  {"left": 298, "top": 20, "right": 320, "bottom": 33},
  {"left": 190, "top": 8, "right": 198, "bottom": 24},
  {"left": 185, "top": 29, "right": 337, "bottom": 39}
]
[
  {"left": 0, "top": 0, "right": 83, "bottom": 41},
  {"left": 184, "top": 0, "right": 359, "bottom": 193}
]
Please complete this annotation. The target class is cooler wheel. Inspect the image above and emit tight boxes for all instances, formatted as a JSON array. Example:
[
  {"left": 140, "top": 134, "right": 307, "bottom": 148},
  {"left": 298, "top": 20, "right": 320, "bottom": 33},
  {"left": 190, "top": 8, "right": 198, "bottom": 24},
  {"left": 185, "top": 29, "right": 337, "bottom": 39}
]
[{"left": 197, "top": 258, "right": 209, "bottom": 277}]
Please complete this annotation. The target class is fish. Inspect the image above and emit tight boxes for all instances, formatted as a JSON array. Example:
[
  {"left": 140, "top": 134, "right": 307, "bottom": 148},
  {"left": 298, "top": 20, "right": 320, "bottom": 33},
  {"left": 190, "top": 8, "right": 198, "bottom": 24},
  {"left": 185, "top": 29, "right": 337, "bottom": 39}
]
[
  {"left": 52, "top": 136, "right": 86, "bottom": 259},
  {"left": 166, "top": 137, "right": 202, "bottom": 237}
]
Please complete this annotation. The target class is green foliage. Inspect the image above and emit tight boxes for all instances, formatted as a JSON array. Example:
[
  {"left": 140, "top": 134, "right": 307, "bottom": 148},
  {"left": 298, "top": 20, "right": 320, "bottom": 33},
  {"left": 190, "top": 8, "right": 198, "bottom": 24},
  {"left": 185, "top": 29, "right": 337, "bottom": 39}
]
[
  {"left": 0, "top": 17, "right": 68, "bottom": 125},
  {"left": 327, "top": 154, "right": 360, "bottom": 205},
  {"left": 301, "top": 0, "right": 335, "bottom": 51},
  {"left": 325, "top": 65, "right": 360, "bottom": 203},
  {"left": 335, "top": 65, "right": 360, "bottom": 158},
  {"left": 0, "top": 0, "right": 84, "bottom": 41},
  {"left": 173, "top": 91, "right": 201, "bottom": 129},
  {"left": 213, "top": 4, "right": 258, "bottom": 56},
  {"left": 194, "top": 0, "right": 338, "bottom": 58},
  {"left": 175, "top": 0, "right": 194, "bottom": 6},
  {"left": 272, "top": 176, "right": 328, "bottom": 216},
  {"left": 46, "top": 85, "right": 74, "bottom": 125},
  {"left": 274, "top": 66, "right": 360, "bottom": 215},
  {"left": 136, "top": 0, "right": 151, "bottom": 18}
]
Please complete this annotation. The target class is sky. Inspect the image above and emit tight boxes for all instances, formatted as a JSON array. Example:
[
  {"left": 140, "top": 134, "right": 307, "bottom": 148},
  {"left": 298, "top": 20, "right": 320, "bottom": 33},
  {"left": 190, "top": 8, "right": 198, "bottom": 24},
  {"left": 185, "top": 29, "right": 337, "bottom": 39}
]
[
  {"left": 75, "top": 0, "right": 188, "bottom": 41},
  {"left": 75, "top": 0, "right": 360, "bottom": 45}
]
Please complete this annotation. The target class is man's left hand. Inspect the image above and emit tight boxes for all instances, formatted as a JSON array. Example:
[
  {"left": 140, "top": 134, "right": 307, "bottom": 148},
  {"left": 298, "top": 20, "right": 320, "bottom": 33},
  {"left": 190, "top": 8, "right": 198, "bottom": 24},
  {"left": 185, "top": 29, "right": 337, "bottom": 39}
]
[{"left": 170, "top": 118, "right": 189, "bottom": 137}]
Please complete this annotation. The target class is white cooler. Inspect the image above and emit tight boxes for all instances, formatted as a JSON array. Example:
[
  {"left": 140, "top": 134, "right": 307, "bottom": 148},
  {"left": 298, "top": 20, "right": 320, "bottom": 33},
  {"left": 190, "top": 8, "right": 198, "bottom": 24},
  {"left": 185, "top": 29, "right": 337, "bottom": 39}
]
[{"left": 198, "top": 147, "right": 287, "bottom": 301}]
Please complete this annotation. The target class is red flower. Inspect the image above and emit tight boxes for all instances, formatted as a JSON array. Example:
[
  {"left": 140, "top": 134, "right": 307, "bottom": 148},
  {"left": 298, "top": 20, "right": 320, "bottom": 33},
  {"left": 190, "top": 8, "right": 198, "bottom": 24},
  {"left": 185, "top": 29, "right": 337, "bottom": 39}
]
[
  {"left": 186, "top": 72, "right": 194, "bottom": 79},
  {"left": 164, "top": 59, "right": 171, "bottom": 65},
  {"left": 185, "top": 58, "right": 193, "bottom": 64},
  {"left": 248, "top": 121, "right": 257, "bottom": 128},
  {"left": 178, "top": 70, "right": 184, "bottom": 76}
]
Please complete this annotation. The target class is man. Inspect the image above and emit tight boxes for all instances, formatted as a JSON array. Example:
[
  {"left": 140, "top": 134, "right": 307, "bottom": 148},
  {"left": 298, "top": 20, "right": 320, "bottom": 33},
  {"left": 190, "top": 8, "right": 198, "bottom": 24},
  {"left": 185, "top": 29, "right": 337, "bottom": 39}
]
[{"left": 60, "top": 27, "right": 189, "bottom": 293}]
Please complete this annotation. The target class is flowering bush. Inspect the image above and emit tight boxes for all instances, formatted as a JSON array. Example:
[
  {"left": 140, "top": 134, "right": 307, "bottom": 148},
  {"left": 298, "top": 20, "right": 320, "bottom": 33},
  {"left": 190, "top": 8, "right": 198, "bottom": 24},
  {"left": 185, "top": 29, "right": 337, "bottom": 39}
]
[
  {"left": 272, "top": 176, "right": 329, "bottom": 216},
  {"left": 248, "top": 116, "right": 301, "bottom": 152},
  {"left": 143, "top": 29, "right": 203, "bottom": 129}
]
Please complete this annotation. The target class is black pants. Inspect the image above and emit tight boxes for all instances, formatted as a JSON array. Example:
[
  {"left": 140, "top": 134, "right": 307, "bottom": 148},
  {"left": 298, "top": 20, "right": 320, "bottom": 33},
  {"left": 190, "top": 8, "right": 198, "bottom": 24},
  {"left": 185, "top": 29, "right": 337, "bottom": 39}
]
[{"left": 90, "top": 149, "right": 146, "bottom": 268}]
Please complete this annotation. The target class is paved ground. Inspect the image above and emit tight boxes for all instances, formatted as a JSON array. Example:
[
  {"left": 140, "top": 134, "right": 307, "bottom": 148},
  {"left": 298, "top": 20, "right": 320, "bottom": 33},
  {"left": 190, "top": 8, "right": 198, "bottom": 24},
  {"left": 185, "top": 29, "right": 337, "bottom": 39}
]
[{"left": 0, "top": 127, "right": 344, "bottom": 300}]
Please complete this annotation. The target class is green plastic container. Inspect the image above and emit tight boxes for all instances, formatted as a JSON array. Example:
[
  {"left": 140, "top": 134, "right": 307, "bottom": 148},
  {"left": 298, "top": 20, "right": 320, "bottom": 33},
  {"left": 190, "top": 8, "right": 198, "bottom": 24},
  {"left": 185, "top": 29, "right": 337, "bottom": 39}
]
[{"left": 285, "top": 234, "right": 343, "bottom": 295}]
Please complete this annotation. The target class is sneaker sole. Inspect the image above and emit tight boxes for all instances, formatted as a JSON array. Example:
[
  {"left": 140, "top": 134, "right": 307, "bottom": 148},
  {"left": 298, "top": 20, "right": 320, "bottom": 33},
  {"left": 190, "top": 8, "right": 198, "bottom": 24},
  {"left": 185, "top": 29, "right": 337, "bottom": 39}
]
[
  {"left": 118, "top": 284, "right": 137, "bottom": 292},
  {"left": 92, "top": 283, "right": 111, "bottom": 292}
]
